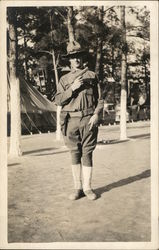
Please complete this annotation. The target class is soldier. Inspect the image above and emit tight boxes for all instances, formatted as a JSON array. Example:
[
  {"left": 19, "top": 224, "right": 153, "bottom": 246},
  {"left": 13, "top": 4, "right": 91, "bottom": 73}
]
[{"left": 55, "top": 41, "right": 104, "bottom": 200}]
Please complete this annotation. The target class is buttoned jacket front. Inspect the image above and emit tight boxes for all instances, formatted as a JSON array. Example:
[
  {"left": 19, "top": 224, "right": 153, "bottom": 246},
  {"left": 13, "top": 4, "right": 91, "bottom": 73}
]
[{"left": 55, "top": 68, "right": 104, "bottom": 115}]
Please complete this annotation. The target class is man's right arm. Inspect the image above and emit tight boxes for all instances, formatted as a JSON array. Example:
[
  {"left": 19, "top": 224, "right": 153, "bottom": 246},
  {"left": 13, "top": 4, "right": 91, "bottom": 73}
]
[
  {"left": 55, "top": 78, "right": 73, "bottom": 107},
  {"left": 55, "top": 76, "right": 83, "bottom": 107}
]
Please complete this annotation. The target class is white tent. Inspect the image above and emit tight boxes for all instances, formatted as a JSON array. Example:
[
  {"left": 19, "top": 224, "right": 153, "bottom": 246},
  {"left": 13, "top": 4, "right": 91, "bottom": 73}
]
[{"left": 7, "top": 76, "right": 57, "bottom": 135}]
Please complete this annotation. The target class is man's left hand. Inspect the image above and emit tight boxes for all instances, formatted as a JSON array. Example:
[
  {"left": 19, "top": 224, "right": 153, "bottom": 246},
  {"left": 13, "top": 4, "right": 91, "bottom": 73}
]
[{"left": 88, "top": 114, "right": 99, "bottom": 131}]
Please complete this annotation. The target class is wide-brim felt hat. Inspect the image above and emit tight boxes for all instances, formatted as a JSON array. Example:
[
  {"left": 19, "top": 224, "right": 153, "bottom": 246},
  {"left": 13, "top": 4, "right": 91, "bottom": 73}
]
[{"left": 63, "top": 41, "right": 88, "bottom": 58}]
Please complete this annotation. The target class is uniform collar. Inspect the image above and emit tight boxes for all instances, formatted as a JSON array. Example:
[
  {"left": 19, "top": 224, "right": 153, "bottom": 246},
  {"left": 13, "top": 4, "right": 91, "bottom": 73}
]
[{"left": 71, "top": 68, "right": 83, "bottom": 74}]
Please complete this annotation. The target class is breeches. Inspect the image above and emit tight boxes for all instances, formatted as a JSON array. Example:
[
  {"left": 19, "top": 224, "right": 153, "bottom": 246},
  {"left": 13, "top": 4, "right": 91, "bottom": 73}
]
[{"left": 63, "top": 115, "right": 98, "bottom": 167}]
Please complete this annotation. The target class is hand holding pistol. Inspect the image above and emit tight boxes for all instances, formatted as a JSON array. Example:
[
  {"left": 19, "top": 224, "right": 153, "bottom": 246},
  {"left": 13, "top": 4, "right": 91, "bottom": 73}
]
[{"left": 71, "top": 67, "right": 88, "bottom": 91}]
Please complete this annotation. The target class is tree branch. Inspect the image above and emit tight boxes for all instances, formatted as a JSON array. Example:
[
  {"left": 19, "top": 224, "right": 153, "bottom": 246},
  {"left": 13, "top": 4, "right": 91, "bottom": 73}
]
[
  {"left": 38, "top": 50, "right": 53, "bottom": 55},
  {"left": 126, "top": 34, "right": 150, "bottom": 41},
  {"left": 54, "top": 8, "right": 67, "bottom": 22},
  {"left": 127, "top": 25, "right": 149, "bottom": 30},
  {"left": 104, "top": 6, "right": 115, "bottom": 13},
  {"left": 56, "top": 54, "right": 59, "bottom": 67}
]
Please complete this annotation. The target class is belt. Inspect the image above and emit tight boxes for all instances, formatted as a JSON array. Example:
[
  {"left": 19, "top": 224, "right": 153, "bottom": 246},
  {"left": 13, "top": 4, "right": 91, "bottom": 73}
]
[{"left": 62, "top": 108, "right": 94, "bottom": 118}]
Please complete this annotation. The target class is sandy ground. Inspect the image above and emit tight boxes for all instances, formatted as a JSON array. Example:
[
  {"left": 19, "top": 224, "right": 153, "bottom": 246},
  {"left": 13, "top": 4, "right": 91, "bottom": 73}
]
[{"left": 7, "top": 121, "right": 151, "bottom": 242}]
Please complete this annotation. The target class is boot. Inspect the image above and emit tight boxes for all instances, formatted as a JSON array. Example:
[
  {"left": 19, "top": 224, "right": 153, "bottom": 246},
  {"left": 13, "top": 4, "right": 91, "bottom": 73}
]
[
  {"left": 69, "top": 164, "right": 83, "bottom": 200},
  {"left": 82, "top": 166, "right": 97, "bottom": 200},
  {"left": 69, "top": 189, "right": 84, "bottom": 200}
]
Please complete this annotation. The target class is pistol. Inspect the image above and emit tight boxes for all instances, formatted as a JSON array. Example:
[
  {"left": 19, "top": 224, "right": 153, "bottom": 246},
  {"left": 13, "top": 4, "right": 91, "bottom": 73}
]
[{"left": 70, "top": 67, "right": 88, "bottom": 85}]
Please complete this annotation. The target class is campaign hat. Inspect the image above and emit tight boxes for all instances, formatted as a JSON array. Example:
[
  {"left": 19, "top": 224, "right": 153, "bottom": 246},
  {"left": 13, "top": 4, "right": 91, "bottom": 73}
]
[{"left": 63, "top": 41, "right": 87, "bottom": 58}]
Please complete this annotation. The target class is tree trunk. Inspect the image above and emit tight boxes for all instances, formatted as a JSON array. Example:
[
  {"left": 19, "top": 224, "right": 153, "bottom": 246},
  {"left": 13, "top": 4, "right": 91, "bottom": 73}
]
[
  {"left": 120, "top": 6, "right": 127, "bottom": 140},
  {"left": 67, "top": 7, "right": 75, "bottom": 42},
  {"left": 95, "top": 6, "right": 104, "bottom": 81},
  {"left": 112, "top": 45, "right": 116, "bottom": 103},
  {"left": 95, "top": 38, "right": 103, "bottom": 77},
  {"left": 52, "top": 50, "right": 61, "bottom": 140},
  {"left": 9, "top": 18, "right": 21, "bottom": 156},
  {"left": 52, "top": 50, "right": 58, "bottom": 87},
  {"left": 23, "top": 25, "right": 30, "bottom": 82},
  {"left": 49, "top": 11, "right": 61, "bottom": 140}
]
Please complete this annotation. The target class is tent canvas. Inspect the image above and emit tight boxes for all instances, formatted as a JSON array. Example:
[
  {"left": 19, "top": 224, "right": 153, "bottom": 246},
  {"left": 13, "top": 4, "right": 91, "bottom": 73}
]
[{"left": 7, "top": 76, "right": 57, "bottom": 135}]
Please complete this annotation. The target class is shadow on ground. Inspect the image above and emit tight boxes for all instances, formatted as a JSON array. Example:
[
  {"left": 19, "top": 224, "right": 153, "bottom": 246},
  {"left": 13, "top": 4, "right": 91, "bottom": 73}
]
[
  {"left": 129, "top": 133, "right": 150, "bottom": 139},
  {"left": 98, "top": 139, "right": 128, "bottom": 145},
  {"left": 95, "top": 169, "right": 151, "bottom": 197},
  {"left": 8, "top": 163, "right": 21, "bottom": 167},
  {"left": 23, "top": 147, "right": 58, "bottom": 155},
  {"left": 97, "top": 133, "right": 150, "bottom": 145},
  {"left": 34, "top": 150, "right": 69, "bottom": 156}
]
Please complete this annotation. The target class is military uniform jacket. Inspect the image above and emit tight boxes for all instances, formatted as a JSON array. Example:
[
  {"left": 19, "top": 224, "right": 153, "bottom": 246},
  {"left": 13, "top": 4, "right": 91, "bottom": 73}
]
[{"left": 55, "top": 68, "right": 104, "bottom": 115}]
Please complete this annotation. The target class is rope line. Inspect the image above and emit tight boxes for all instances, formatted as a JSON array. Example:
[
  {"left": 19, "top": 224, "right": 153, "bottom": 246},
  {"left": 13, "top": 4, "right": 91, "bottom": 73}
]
[
  {"left": 20, "top": 95, "right": 41, "bottom": 133},
  {"left": 21, "top": 119, "right": 32, "bottom": 134}
]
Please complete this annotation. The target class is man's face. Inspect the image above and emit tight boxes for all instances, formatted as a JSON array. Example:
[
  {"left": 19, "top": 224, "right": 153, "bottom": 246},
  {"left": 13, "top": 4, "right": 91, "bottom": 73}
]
[{"left": 69, "top": 55, "right": 83, "bottom": 70}]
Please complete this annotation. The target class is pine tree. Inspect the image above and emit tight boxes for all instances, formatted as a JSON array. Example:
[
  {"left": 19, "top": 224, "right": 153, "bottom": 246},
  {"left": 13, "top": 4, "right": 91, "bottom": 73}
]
[
  {"left": 8, "top": 8, "right": 22, "bottom": 156},
  {"left": 120, "top": 6, "right": 127, "bottom": 140},
  {"left": 95, "top": 6, "right": 104, "bottom": 81}
]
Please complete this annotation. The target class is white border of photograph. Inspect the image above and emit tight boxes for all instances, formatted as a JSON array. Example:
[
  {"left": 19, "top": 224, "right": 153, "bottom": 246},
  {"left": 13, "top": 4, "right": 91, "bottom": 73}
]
[{"left": 0, "top": 1, "right": 158, "bottom": 249}]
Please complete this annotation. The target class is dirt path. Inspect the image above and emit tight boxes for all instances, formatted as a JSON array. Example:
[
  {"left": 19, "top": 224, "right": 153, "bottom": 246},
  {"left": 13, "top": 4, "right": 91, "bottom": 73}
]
[{"left": 8, "top": 121, "right": 151, "bottom": 242}]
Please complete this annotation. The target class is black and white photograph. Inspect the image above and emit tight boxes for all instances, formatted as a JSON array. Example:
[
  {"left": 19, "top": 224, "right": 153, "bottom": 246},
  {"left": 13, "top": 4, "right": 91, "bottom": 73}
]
[{"left": 0, "top": 1, "right": 158, "bottom": 249}]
